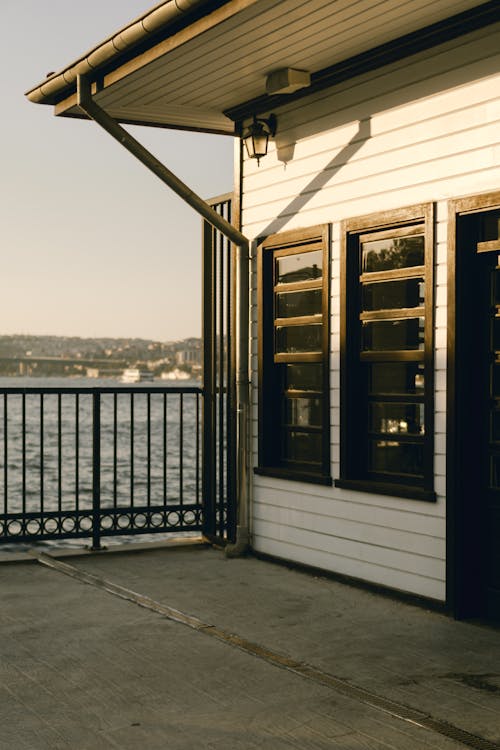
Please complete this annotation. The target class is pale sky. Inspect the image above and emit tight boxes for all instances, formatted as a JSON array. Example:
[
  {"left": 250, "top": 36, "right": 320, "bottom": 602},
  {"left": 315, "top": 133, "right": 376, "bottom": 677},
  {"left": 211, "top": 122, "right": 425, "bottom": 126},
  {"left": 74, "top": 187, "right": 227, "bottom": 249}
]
[{"left": 0, "top": 1, "right": 234, "bottom": 342}]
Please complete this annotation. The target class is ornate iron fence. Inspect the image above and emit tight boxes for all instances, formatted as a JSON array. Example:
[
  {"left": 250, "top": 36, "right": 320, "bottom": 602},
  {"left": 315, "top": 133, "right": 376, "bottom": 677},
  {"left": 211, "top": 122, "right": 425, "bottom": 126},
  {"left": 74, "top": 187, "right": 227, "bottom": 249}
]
[{"left": 0, "top": 386, "right": 202, "bottom": 548}]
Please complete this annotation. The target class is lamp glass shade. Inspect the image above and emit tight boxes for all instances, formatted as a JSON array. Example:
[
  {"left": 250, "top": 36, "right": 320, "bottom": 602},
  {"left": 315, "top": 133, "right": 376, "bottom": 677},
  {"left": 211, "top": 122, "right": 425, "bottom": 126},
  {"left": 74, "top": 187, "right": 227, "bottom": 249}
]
[{"left": 244, "top": 122, "right": 269, "bottom": 161}]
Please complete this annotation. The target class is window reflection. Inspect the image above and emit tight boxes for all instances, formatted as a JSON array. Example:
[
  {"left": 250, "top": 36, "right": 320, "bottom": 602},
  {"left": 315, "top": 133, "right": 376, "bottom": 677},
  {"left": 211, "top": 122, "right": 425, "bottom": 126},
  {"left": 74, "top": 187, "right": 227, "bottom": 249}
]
[
  {"left": 285, "top": 363, "right": 323, "bottom": 391},
  {"left": 370, "top": 440, "right": 423, "bottom": 477},
  {"left": 370, "top": 403, "right": 424, "bottom": 435},
  {"left": 276, "top": 250, "right": 323, "bottom": 284},
  {"left": 362, "top": 235, "right": 424, "bottom": 273},
  {"left": 276, "top": 289, "right": 322, "bottom": 318},
  {"left": 362, "top": 279, "right": 424, "bottom": 311},
  {"left": 362, "top": 318, "right": 424, "bottom": 351},
  {"left": 276, "top": 324, "right": 322, "bottom": 354},
  {"left": 369, "top": 363, "right": 424, "bottom": 394},
  {"left": 285, "top": 397, "right": 322, "bottom": 427},
  {"left": 283, "top": 431, "right": 322, "bottom": 463}
]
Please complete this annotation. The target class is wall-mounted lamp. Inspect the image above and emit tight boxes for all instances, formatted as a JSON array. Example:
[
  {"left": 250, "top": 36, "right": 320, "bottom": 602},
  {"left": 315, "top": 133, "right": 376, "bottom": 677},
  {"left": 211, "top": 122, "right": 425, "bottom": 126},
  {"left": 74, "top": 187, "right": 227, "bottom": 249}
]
[{"left": 243, "top": 114, "right": 277, "bottom": 166}]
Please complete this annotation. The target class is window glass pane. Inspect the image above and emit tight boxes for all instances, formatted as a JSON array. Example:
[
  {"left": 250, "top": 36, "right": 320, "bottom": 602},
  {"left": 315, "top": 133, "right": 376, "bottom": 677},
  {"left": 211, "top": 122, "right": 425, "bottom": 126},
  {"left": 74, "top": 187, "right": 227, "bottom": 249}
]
[
  {"left": 285, "top": 363, "right": 323, "bottom": 391},
  {"left": 370, "top": 403, "right": 424, "bottom": 435},
  {"left": 276, "top": 289, "right": 322, "bottom": 318},
  {"left": 276, "top": 324, "right": 322, "bottom": 354},
  {"left": 276, "top": 250, "right": 322, "bottom": 284},
  {"left": 362, "top": 235, "right": 424, "bottom": 273},
  {"left": 362, "top": 318, "right": 424, "bottom": 351},
  {"left": 482, "top": 210, "right": 500, "bottom": 242},
  {"left": 368, "top": 363, "right": 424, "bottom": 394},
  {"left": 285, "top": 397, "right": 322, "bottom": 427},
  {"left": 369, "top": 440, "right": 423, "bottom": 477},
  {"left": 283, "top": 431, "right": 322, "bottom": 463},
  {"left": 362, "top": 278, "right": 424, "bottom": 311}
]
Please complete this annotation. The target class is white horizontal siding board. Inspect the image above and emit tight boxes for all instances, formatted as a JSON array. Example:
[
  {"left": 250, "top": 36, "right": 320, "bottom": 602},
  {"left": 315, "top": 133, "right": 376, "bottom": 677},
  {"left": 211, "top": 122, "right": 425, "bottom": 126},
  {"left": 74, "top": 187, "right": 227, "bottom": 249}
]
[
  {"left": 435, "top": 475, "right": 446, "bottom": 496},
  {"left": 252, "top": 484, "right": 446, "bottom": 535},
  {"left": 435, "top": 433, "right": 446, "bottom": 456},
  {"left": 243, "top": 130, "right": 500, "bottom": 223},
  {"left": 253, "top": 473, "right": 446, "bottom": 518},
  {"left": 435, "top": 305, "right": 447, "bottom": 328},
  {"left": 243, "top": 22, "right": 500, "bottom": 598},
  {"left": 252, "top": 535, "right": 445, "bottom": 600},
  {"left": 244, "top": 118, "right": 500, "bottom": 208},
  {"left": 242, "top": 165, "right": 500, "bottom": 238},
  {"left": 244, "top": 87, "right": 500, "bottom": 193},
  {"left": 267, "top": 24, "right": 500, "bottom": 138},
  {"left": 252, "top": 519, "right": 445, "bottom": 587},
  {"left": 253, "top": 502, "right": 445, "bottom": 559}
]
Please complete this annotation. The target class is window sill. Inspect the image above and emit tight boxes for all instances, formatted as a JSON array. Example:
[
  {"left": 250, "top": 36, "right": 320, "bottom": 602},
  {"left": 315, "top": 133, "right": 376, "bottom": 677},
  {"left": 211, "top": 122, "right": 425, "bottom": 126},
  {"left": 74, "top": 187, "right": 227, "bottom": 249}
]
[
  {"left": 254, "top": 466, "right": 333, "bottom": 486},
  {"left": 334, "top": 478, "right": 436, "bottom": 502}
]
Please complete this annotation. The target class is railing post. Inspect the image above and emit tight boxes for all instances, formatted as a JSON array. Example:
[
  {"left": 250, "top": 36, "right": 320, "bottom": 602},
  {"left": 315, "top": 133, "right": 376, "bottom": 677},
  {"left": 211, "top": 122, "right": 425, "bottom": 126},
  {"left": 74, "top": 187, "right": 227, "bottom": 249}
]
[
  {"left": 91, "top": 389, "right": 102, "bottom": 550},
  {"left": 202, "top": 218, "right": 217, "bottom": 539}
]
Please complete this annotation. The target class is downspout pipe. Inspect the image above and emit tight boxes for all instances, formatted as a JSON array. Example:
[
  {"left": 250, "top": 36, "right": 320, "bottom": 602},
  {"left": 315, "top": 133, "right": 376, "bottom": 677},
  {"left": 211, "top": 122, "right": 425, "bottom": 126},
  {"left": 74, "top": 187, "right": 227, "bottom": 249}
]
[{"left": 76, "top": 74, "right": 250, "bottom": 556}]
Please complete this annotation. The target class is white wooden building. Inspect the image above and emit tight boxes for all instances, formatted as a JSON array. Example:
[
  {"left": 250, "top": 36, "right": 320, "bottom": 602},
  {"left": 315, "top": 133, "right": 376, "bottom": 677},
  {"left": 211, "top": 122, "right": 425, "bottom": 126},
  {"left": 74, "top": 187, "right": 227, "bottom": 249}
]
[{"left": 27, "top": 0, "right": 500, "bottom": 621}]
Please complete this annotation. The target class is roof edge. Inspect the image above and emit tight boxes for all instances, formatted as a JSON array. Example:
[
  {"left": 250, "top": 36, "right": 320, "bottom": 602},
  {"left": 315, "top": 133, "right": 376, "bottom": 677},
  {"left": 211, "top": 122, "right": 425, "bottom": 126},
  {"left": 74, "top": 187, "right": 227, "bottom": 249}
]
[{"left": 25, "top": 0, "right": 217, "bottom": 105}]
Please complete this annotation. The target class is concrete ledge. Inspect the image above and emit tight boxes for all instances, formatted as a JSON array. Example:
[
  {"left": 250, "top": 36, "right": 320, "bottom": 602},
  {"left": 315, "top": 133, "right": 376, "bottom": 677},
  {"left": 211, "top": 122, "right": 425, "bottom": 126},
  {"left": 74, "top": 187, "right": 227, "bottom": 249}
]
[{"left": 0, "top": 535, "right": 207, "bottom": 564}]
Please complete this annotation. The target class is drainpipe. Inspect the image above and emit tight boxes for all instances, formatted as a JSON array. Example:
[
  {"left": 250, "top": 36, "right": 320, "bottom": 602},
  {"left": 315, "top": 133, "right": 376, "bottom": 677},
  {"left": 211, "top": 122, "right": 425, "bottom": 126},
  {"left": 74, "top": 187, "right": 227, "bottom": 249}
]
[{"left": 76, "top": 74, "right": 250, "bottom": 556}]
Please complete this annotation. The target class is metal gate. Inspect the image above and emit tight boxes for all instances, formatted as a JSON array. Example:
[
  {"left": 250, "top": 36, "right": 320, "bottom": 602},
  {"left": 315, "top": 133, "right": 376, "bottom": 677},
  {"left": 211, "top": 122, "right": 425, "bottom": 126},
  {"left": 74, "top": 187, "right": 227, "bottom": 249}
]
[{"left": 202, "top": 194, "right": 236, "bottom": 543}]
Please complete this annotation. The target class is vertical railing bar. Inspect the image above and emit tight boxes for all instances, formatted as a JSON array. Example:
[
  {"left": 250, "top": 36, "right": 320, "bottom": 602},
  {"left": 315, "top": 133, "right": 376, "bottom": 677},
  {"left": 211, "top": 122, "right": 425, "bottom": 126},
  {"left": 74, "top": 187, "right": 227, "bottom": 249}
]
[
  {"left": 92, "top": 389, "right": 101, "bottom": 550},
  {"left": 226, "top": 229, "right": 232, "bottom": 527},
  {"left": 113, "top": 393, "right": 118, "bottom": 508},
  {"left": 75, "top": 394, "right": 79, "bottom": 514},
  {"left": 40, "top": 393, "right": 44, "bottom": 515},
  {"left": 218, "top": 219, "right": 225, "bottom": 535},
  {"left": 130, "top": 392, "right": 134, "bottom": 508},
  {"left": 3, "top": 394, "right": 7, "bottom": 516},
  {"left": 163, "top": 392, "right": 167, "bottom": 504},
  {"left": 196, "top": 391, "right": 200, "bottom": 506},
  {"left": 58, "top": 393, "right": 62, "bottom": 513},
  {"left": 179, "top": 392, "right": 184, "bottom": 507},
  {"left": 147, "top": 392, "right": 151, "bottom": 506},
  {"left": 202, "top": 212, "right": 217, "bottom": 539},
  {"left": 212, "top": 223, "right": 218, "bottom": 530},
  {"left": 22, "top": 392, "right": 26, "bottom": 515}
]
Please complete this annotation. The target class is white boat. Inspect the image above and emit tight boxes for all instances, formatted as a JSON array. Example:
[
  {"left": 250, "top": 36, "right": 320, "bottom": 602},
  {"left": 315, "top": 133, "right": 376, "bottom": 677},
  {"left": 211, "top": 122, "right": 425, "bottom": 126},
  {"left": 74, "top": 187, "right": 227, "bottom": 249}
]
[
  {"left": 121, "top": 368, "right": 154, "bottom": 383},
  {"left": 160, "top": 368, "right": 191, "bottom": 381}
]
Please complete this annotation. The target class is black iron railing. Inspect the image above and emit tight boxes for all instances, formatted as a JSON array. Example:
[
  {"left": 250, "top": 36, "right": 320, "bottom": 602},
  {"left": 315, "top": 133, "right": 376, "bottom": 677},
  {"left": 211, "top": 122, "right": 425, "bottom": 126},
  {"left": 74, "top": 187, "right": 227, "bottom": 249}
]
[
  {"left": 203, "top": 194, "right": 236, "bottom": 543},
  {"left": 0, "top": 386, "right": 202, "bottom": 548}
]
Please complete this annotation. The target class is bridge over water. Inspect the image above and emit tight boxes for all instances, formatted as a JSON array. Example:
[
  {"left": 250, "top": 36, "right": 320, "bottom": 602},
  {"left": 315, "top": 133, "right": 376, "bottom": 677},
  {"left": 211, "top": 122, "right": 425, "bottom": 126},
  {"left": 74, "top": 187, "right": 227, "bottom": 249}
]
[{"left": 0, "top": 356, "right": 128, "bottom": 376}]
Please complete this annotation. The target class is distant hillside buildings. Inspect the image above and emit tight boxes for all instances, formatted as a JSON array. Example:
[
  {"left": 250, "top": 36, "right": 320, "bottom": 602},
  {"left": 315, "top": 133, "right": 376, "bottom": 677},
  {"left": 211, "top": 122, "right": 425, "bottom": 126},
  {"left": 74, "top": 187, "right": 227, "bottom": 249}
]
[{"left": 0, "top": 335, "right": 202, "bottom": 379}]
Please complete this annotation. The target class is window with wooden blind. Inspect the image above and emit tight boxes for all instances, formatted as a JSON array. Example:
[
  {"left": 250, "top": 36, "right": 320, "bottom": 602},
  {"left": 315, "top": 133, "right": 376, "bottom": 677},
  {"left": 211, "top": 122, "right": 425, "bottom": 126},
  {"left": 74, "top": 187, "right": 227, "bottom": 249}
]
[
  {"left": 256, "top": 225, "right": 331, "bottom": 484},
  {"left": 337, "top": 205, "right": 435, "bottom": 501}
]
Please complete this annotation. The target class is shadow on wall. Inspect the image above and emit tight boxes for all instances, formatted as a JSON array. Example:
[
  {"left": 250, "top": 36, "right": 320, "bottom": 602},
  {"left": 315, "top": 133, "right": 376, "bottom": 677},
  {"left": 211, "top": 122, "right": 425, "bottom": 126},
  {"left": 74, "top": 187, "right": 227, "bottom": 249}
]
[
  {"left": 259, "top": 116, "right": 371, "bottom": 239},
  {"left": 252, "top": 23, "right": 499, "bottom": 238}
]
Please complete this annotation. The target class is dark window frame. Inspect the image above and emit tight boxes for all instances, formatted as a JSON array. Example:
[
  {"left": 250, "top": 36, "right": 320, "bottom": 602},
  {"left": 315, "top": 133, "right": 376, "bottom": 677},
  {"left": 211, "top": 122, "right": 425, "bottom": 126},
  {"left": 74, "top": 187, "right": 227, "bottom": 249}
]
[
  {"left": 256, "top": 224, "right": 331, "bottom": 485},
  {"left": 337, "top": 203, "right": 436, "bottom": 502}
]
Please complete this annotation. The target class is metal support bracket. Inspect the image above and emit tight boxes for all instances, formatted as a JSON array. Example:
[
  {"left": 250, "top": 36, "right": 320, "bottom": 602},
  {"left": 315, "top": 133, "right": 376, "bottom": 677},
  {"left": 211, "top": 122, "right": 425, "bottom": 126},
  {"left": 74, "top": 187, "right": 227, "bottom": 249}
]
[{"left": 76, "top": 75, "right": 250, "bottom": 556}]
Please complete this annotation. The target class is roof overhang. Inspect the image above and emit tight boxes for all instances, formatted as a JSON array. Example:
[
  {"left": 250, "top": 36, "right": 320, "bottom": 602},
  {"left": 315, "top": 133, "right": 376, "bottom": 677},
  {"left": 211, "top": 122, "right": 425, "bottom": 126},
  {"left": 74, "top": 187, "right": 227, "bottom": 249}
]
[{"left": 26, "top": 0, "right": 500, "bottom": 136}]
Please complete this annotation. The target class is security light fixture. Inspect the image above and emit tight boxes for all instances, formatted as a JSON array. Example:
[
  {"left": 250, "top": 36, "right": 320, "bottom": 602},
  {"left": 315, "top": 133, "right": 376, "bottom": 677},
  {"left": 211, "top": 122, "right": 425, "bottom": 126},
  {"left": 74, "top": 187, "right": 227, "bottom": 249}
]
[
  {"left": 266, "top": 68, "right": 310, "bottom": 95},
  {"left": 243, "top": 114, "right": 277, "bottom": 165}
]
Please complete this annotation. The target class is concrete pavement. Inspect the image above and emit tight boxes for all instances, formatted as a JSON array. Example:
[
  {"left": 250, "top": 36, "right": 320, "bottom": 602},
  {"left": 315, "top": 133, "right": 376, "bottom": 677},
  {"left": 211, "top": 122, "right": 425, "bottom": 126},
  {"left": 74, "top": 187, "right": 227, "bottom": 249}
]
[{"left": 1, "top": 541, "right": 500, "bottom": 749}]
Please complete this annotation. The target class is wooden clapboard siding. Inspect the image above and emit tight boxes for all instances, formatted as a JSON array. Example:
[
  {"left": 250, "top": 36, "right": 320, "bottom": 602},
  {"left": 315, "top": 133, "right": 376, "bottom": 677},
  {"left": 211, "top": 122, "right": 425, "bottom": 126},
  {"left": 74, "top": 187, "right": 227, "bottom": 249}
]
[
  {"left": 252, "top": 520, "right": 445, "bottom": 601},
  {"left": 243, "top": 20, "right": 500, "bottom": 602}
]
